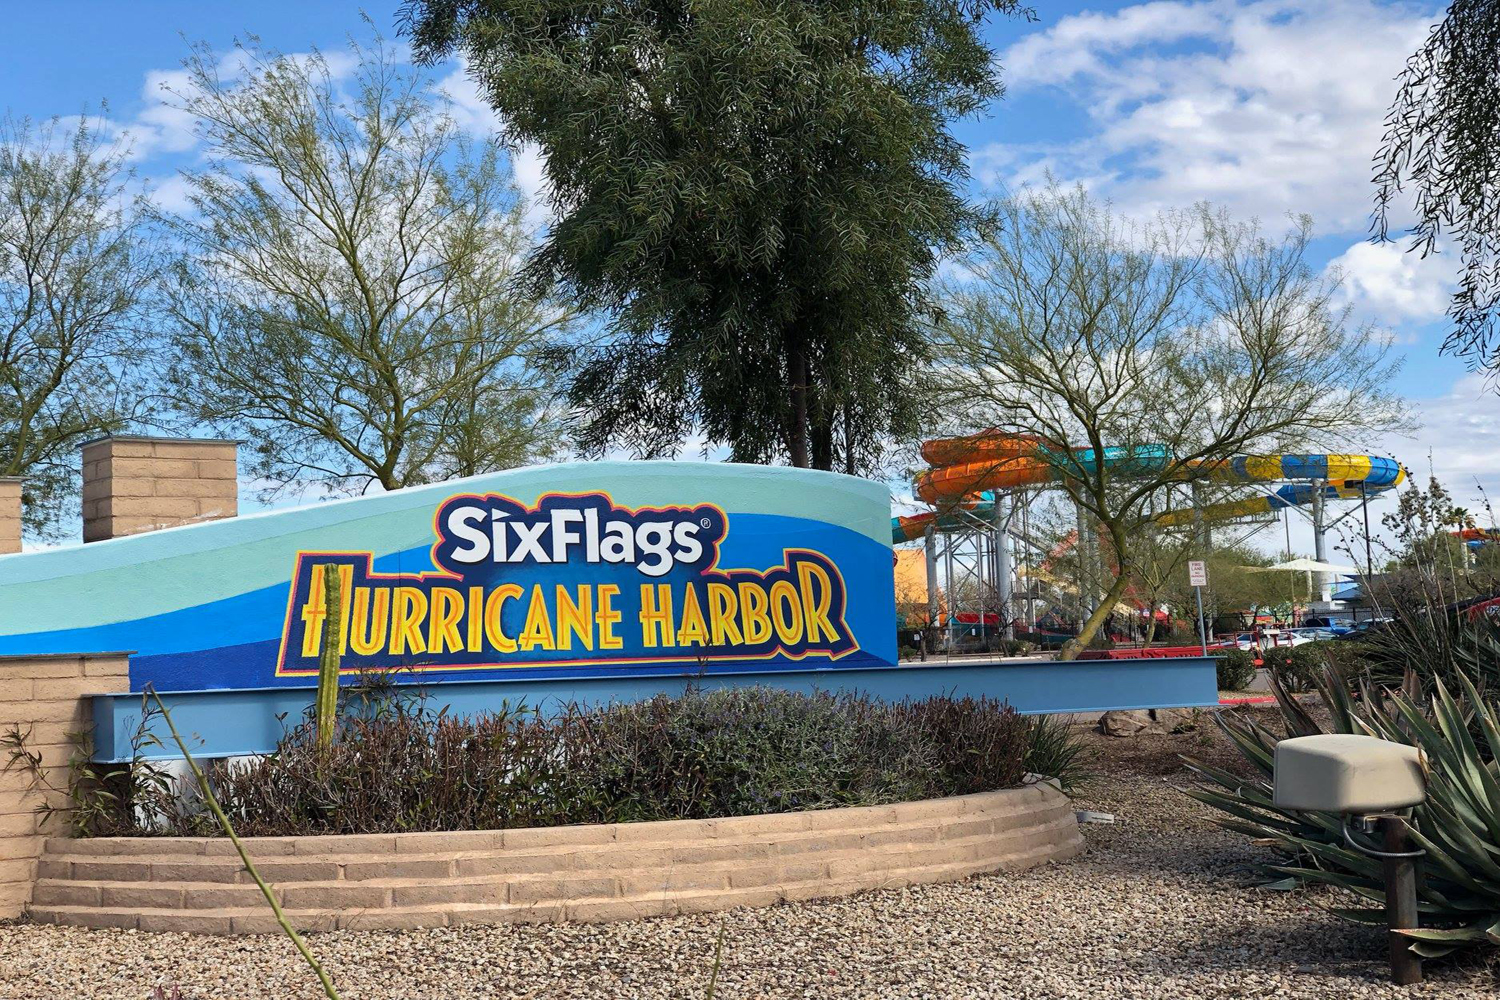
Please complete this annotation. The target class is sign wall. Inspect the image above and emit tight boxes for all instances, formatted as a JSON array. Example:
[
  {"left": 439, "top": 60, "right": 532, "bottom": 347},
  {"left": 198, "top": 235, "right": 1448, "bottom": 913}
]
[{"left": 0, "top": 462, "right": 897, "bottom": 692}]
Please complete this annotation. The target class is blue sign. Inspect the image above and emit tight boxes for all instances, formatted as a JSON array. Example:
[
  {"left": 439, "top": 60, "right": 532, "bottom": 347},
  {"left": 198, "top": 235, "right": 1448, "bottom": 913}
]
[{"left": 0, "top": 462, "right": 898, "bottom": 692}]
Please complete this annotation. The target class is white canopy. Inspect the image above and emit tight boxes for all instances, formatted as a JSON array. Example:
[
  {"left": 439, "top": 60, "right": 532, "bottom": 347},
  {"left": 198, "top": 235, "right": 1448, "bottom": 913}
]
[{"left": 1251, "top": 558, "right": 1361, "bottom": 575}]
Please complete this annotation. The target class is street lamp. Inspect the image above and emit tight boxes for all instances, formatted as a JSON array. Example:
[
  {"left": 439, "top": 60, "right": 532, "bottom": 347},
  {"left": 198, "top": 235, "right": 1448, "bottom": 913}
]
[{"left": 1273, "top": 733, "right": 1427, "bottom": 984}]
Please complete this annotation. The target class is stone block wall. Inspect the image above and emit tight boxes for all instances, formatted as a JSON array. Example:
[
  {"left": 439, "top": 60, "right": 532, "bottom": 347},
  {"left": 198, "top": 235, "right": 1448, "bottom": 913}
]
[
  {"left": 30, "top": 783, "right": 1084, "bottom": 933},
  {"left": 0, "top": 654, "right": 131, "bottom": 918},
  {"left": 81, "top": 436, "right": 238, "bottom": 543},
  {"left": 0, "top": 477, "right": 21, "bottom": 555}
]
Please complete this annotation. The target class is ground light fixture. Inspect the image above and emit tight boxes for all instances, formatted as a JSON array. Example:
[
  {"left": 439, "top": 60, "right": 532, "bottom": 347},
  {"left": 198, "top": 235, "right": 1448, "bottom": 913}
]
[{"left": 1272, "top": 734, "right": 1428, "bottom": 984}]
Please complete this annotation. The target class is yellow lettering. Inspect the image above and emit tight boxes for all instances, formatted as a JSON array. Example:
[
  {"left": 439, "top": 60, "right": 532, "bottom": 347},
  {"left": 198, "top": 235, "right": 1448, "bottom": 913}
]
[
  {"left": 519, "top": 584, "right": 556, "bottom": 651},
  {"left": 706, "top": 583, "right": 743, "bottom": 646},
  {"left": 349, "top": 587, "right": 390, "bottom": 656},
  {"left": 556, "top": 585, "right": 594, "bottom": 651},
  {"left": 596, "top": 585, "right": 623, "bottom": 649},
  {"left": 639, "top": 583, "right": 675, "bottom": 647},
  {"left": 466, "top": 586, "right": 485, "bottom": 652},
  {"left": 390, "top": 586, "right": 428, "bottom": 656},
  {"left": 738, "top": 582, "right": 772, "bottom": 644},
  {"left": 797, "top": 560, "right": 838, "bottom": 645},
  {"left": 484, "top": 584, "right": 523, "bottom": 653},
  {"left": 769, "top": 579, "right": 805, "bottom": 646},
  {"left": 428, "top": 587, "right": 465, "bottom": 654},
  {"left": 676, "top": 584, "right": 709, "bottom": 647},
  {"left": 299, "top": 567, "right": 328, "bottom": 657}
]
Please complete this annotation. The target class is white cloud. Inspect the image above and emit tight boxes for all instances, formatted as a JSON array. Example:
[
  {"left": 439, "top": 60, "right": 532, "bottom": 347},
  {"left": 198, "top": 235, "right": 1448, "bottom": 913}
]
[
  {"left": 985, "top": 0, "right": 1440, "bottom": 232},
  {"left": 438, "top": 62, "right": 552, "bottom": 231},
  {"left": 1393, "top": 374, "right": 1500, "bottom": 504},
  {"left": 1327, "top": 240, "right": 1454, "bottom": 324}
]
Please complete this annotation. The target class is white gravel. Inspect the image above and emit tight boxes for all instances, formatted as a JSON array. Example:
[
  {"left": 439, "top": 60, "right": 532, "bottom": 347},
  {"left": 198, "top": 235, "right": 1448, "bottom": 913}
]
[{"left": 2, "top": 727, "right": 1496, "bottom": 1000}]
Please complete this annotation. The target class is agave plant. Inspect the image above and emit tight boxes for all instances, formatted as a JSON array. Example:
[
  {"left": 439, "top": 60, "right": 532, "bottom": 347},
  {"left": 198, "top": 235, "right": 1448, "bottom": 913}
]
[{"left": 1185, "top": 667, "right": 1500, "bottom": 957}]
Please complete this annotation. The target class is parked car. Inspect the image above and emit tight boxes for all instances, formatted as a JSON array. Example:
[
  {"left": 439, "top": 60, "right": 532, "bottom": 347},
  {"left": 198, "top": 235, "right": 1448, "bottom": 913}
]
[
  {"left": 1209, "top": 632, "right": 1258, "bottom": 651},
  {"left": 1287, "top": 627, "right": 1340, "bottom": 643},
  {"left": 1301, "top": 615, "right": 1353, "bottom": 630}
]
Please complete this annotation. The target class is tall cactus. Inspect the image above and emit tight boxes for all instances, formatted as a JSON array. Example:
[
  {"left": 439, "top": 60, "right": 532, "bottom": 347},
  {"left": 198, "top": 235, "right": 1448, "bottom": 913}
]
[{"left": 316, "top": 563, "right": 344, "bottom": 750}]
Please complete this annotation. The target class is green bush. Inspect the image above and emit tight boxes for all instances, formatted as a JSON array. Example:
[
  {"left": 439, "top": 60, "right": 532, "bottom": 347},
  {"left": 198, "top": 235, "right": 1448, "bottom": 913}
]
[
  {"left": 1259, "top": 643, "right": 1326, "bottom": 692},
  {"left": 86, "top": 688, "right": 1092, "bottom": 838},
  {"left": 1214, "top": 648, "right": 1257, "bottom": 691},
  {"left": 1186, "top": 661, "right": 1500, "bottom": 958},
  {"left": 1021, "top": 714, "right": 1093, "bottom": 792}
]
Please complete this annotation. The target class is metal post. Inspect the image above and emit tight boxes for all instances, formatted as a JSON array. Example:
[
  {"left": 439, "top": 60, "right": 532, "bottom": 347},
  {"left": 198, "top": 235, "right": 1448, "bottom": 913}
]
[
  {"left": 1283, "top": 506, "right": 1296, "bottom": 624},
  {"left": 924, "top": 525, "right": 939, "bottom": 658},
  {"left": 1194, "top": 585, "right": 1207, "bottom": 656},
  {"left": 943, "top": 526, "right": 955, "bottom": 654},
  {"left": 995, "top": 493, "right": 1013, "bottom": 639},
  {"left": 1360, "top": 480, "right": 1374, "bottom": 580},
  {"left": 1379, "top": 815, "right": 1422, "bottom": 985},
  {"left": 1312, "top": 483, "right": 1331, "bottom": 604}
]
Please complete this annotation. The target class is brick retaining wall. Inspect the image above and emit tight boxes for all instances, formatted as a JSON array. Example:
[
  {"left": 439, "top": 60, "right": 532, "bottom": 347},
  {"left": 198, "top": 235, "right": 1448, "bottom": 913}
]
[
  {"left": 0, "top": 654, "right": 131, "bottom": 918},
  {"left": 29, "top": 784, "right": 1082, "bottom": 934}
]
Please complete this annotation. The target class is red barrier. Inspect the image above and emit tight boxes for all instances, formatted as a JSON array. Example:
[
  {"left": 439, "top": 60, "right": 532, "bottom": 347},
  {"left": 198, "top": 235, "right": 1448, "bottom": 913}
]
[{"left": 1076, "top": 646, "right": 1213, "bottom": 660}]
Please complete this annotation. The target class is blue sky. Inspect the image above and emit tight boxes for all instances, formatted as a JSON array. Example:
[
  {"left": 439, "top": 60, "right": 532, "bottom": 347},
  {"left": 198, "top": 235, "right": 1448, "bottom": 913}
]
[{"left": 3, "top": 0, "right": 1493, "bottom": 555}]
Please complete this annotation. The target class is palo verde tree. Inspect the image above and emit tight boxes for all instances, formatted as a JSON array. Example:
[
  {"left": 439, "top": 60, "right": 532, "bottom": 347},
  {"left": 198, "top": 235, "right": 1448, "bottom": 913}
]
[
  {"left": 933, "top": 187, "right": 1407, "bottom": 658},
  {"left": 1375, "top": 0, "right": 1500, "bottom": 378},
  {"left": 0, "top": 115, "right": 157, "bottom": 536},
  {"left": 158, "top": 38, "right": 571, "bottom": 499},
  {"left": 401, "top": 0, "right": 1032, "bottom": 472}
]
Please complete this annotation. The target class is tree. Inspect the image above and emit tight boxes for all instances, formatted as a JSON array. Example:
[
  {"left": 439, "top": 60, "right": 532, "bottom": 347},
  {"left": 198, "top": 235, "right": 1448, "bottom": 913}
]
[
  {"left": 1374, "top": 1, "right": 1500, "bottom": 377},
  {"left": 401, "top": 0, "right": 1032, "bottom": 473},
  {"left": 932, "top": 187, "right": 1407, "bottom": 658},
  {"left": 158, "top": 38, "right": 570, "bottom": 499},
  {"left": 1126, "top": 527, "right": 1196, "bottom": 645},
  {"left": 0, "top": 115, "right": 156, "bottom": 536}
]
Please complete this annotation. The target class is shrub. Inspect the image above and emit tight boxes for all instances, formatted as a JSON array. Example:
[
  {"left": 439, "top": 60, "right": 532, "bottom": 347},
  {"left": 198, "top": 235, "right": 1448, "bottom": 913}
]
[
  {"left": 1215, "top": 649, "right": 1257, "bottom": 691},
  {"left": 99, "top": 688, "right": 1066, "bottom": 838},
  {"left": 1021, "top": 714, "right": 1093, "bottom": 792},
  {"left": 1259, "top": 643, "right": 1326, "bottom": 692},
  {"left": 1186, "top": 666, "right": 1500, "bottom": 958}
]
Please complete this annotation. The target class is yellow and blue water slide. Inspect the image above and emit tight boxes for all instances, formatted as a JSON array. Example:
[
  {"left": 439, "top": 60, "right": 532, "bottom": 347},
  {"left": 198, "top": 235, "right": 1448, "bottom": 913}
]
[
  {"left": 1155, "top": 454, "right": 1406, "bottom": 527},
  {"left": 892, "top": 435, "right": 1405, "bottom": 542}
]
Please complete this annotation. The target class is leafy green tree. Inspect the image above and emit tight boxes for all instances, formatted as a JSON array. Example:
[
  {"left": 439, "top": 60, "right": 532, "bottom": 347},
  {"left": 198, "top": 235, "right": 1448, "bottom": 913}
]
[
  {"left": 401, "top": 0, "right": 1031, "bottom": 472},
  {"left": 1375, "top": 0, "right": 1500, "bottom": 376},
  {"left": 157, "top": 38, "right": 571, "bottom": 498},
  {"left": 0, "top": 115, "right": 157, "bottom": 536},
  {"left": 933, "top": 186, "right": 1407, "bottom": 658}
]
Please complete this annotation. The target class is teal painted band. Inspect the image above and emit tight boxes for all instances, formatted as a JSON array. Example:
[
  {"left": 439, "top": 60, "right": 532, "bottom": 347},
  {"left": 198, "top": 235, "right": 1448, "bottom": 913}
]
[
  {"left": 90, "top": 656, "right": 1222, "bottom": 762},
  {"left": 0, "top": 461, "right": 889, "bottom": 634}
]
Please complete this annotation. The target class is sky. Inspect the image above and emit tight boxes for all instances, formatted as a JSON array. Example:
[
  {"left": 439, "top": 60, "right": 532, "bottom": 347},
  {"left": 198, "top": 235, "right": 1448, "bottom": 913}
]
[{"left": 2, "top": 0, "right": 1494, "bottom": 557}]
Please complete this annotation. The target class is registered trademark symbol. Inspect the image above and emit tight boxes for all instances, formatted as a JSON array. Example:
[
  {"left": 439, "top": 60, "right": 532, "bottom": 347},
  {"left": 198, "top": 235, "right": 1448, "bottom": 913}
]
[{"left": 700, "top": 517, "right": 711, "bottom": 528}]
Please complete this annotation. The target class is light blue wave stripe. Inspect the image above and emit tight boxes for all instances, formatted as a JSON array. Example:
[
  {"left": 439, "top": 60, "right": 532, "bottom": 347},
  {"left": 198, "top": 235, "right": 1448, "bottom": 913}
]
[{"left": 0, "top": 461, "right": 890, "bottom": 635}]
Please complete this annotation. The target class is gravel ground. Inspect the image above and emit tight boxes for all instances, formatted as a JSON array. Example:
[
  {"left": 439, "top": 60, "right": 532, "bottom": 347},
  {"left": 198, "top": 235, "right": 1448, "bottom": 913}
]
[{"left": 3, "top": 715, "right": 1497, "bottom": 1000}]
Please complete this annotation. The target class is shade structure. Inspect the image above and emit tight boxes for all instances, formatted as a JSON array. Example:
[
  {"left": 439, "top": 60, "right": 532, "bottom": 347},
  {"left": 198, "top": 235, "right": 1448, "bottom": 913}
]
[{"left": 1251, "top": 558, "right": 1361, "bottom": 575}]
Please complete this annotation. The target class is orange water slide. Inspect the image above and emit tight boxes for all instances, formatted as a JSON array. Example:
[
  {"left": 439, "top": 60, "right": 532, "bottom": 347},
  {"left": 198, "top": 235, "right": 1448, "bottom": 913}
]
[{"left": 916, "top": 432, "right": 1058, "bottom": 504}]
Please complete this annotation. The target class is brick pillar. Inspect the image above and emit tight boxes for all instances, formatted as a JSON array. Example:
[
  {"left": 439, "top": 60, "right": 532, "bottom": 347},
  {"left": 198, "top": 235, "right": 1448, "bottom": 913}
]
[
  {"left": 81, "top": 435, "right": 238, "bottom": 543},
  {"left": 0, "top": 477, "right": 20, "bottom": 554},
  {"left": 0, "top": 653, "right": 131, "bottom": 917}
]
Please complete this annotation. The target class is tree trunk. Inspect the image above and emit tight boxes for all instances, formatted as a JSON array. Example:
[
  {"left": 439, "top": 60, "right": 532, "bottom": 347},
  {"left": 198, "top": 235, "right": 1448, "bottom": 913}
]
[
  {"left": 787, "top": 340, "right": 809, "bottom": 468},
  {"left": 843, "top": 407, "right": 856, "bottom": 476},
  {"left": 1143, "top": 612, "right": 1158, "bottom": 647},
  {"left": 810, "top": 411, "right": 834, "bottom": 471},
  {"left": 1059, "top": 568, "right": 1133, "bottom": 661}
]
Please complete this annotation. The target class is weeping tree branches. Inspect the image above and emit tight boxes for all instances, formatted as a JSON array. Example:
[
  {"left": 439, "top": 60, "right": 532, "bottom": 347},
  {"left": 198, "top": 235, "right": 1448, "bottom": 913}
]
[
  {"left": 401, "top": 0, "right": 1034, "bottom": 473},
  {"left": 1373, "top": 0, "right": 1500, "bottom": 377}
]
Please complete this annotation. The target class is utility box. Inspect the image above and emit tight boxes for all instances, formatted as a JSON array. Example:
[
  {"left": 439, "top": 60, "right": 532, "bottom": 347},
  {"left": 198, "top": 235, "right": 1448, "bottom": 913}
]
[{"left": 1273, "top": 734, "right": 1426, "bottom": 813}]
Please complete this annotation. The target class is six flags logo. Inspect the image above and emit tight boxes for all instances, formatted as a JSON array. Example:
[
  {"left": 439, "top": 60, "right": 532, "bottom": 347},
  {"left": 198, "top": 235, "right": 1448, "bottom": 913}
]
[{"left": 275, "top": 492, "right": 858, "bottom": 676}]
